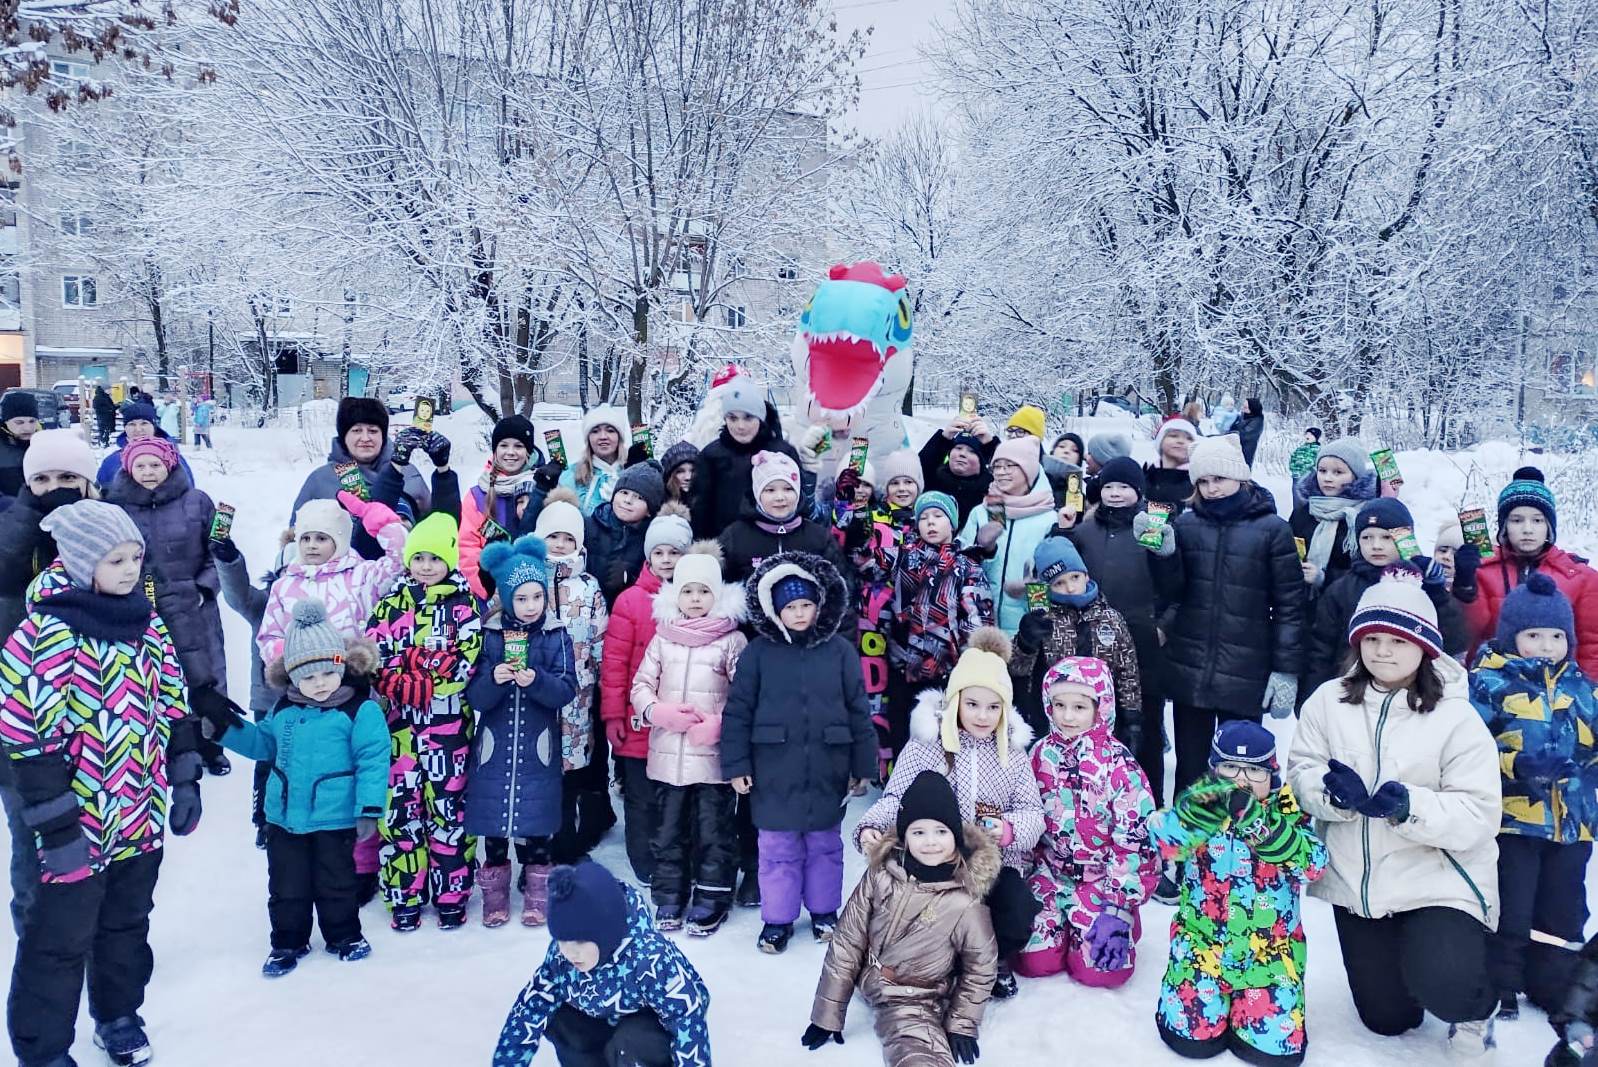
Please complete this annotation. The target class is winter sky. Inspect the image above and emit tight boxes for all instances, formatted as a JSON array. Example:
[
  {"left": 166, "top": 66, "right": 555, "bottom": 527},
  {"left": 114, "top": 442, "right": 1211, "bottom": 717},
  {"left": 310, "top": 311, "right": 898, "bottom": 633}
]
[{"left": 833, "top": 0, "right": 958, "bottom": 137}]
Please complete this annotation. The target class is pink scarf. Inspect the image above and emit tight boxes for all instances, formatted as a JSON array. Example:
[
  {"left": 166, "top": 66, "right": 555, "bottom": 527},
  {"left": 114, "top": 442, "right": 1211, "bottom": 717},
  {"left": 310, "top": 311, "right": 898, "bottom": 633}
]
[
  {"left": 999, "top": 482, "right": 1055, "bottom": 519},
  {"left": 658, "top": 613, "right": 738, "bottom": 647}
]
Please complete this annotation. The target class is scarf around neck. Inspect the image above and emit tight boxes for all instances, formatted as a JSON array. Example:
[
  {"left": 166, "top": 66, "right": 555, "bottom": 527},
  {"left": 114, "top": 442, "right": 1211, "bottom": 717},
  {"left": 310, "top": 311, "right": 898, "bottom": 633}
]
[
  {"left": 293, "top": 683, "right": 357, "bottom": 709},
  {"left": 754, "top": 508, "right": 803, "bottom": 535},
  {"left": 38, "top": 587, "right": 152, "bottom": 643},
  {"left": 1050, "top": 580, "right": 1100, "bottom": 610},
  {"left": 479, "top": 464, "right": 536, "bottom": 499},
  {"left": 1307, "top": 494, "right": 1359, "bottom": 574},
  {"left": 997, "top": 480, "right": 1054, "bottom": 520},
  {"left": 659, "top": 612, "right": 738, "bottom": 647}
]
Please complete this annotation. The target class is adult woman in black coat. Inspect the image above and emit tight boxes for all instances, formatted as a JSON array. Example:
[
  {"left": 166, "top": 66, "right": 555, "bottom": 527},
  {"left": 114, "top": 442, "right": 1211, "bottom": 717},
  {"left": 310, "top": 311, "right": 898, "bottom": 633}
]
[
  {"left": 1159, "top": 435, "right": 1306, "bottom": 794},
  {"left": 1236, "top": 399, "right": 1266, "bottom": 468}
]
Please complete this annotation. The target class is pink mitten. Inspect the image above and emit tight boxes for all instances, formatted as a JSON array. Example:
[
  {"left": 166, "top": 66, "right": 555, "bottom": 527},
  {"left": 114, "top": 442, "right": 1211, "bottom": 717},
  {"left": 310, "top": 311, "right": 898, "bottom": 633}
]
[
  {"left": 684, "top": 716, "right": 721, "bottom": 748},
  {"left": 649, "top": 703, "right": 702, "bottom": 733},
  {"left": 339, "top": 490, "right": 402, "bottom": 537}
]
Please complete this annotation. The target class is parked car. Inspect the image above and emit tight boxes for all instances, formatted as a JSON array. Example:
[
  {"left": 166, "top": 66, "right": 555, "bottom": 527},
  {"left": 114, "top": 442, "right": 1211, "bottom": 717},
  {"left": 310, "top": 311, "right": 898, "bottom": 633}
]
[
  {"left": 51, "top": 380, "right": 82, "bottom": 424},
  {"left": 0, "top": 388, "right": 64, "bottom": 428}
]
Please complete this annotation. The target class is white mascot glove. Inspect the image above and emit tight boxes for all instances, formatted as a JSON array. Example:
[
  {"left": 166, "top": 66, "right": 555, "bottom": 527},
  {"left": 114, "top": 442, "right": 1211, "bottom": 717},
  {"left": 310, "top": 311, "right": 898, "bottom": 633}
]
[{"left": 797, "top": 425, "right": 831, "bottom": 473}]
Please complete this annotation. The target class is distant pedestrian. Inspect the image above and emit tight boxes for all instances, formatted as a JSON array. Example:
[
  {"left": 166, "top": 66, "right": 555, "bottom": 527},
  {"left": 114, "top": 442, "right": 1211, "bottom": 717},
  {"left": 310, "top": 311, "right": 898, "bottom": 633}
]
[{"left": 192, "top": 396, "right": 215, "bottom": 449}]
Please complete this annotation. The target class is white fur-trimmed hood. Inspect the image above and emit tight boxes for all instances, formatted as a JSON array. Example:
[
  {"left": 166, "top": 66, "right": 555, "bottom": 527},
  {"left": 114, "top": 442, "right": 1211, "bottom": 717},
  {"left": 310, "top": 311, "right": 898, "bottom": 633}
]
[{"left": 909, "top": 688, "right": 1034, "bottom": 754}]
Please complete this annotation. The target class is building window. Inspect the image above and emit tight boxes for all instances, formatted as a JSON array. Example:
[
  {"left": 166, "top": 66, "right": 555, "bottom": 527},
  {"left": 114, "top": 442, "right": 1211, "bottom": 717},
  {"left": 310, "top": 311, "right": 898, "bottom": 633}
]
[
  {"left": 724, "top": 306, "right": 747, "bottom": 329},
  {"left": 62, "top": 275, "right": 98, "bottom": 308},
  {"left": 50, "top": 59, "right": 91, "bottom": 80},
  {"left": 254, "top": 291, "right": 293, "bottom": 317},
  {"left": 0, "top": 273, "right": 19, "bottom": 308},
  {"left": 55, "top": 140, "right": 94, "bottom": 172},
  {"left": 59, "top": 212, "right": 92, "bottom": 236},
  {"left": 777, "top": 261, "right": 799, "bottom": 281}
]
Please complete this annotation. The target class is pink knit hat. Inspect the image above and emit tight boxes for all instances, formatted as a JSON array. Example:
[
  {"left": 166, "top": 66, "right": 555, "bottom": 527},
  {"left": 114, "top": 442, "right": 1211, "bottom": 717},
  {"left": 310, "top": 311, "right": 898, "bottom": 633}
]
[
  {"left": 121, "top": 436, "right": 179, "bottom": 473},
  {"left": 991, "top": 437, "right": 1041, "bottom": 484}
]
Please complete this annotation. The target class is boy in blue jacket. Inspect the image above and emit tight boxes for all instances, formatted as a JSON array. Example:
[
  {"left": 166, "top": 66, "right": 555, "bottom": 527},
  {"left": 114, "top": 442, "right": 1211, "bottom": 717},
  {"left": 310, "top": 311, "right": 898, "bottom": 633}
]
[
  {"left": 493, "top": 859, "right": 711, "bottom": 1067},
  {"left": 192, "top": 598, "right": 389, "bottom": 977}
]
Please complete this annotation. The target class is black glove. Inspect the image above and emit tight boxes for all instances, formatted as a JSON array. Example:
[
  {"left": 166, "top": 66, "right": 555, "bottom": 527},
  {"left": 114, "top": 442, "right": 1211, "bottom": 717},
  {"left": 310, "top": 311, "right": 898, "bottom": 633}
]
[
  {"left": 1016, "top": 609, "right": 1052, "bottom": 652},
  {"left": 1116, "top": 718, "right": 1143, "bottom": 760},
  {"left": 356, "top": 816, "right": 380, "bottom": 842},
  {"left": 210, "top": 537, "right": 240, "bottom": 564},
  {"left": 625, "top": 441, "right": 652, "bottom": 467},
  {"left": 189, "top": 685, "right": 245, "bottom": 740},
  {"left": 390, "top": 426, "right": 425, "bottom": 466},
  {"left": 800, "top": 1024, "right": 843, "bottom": 1051},
  {"left": 948, "top": 1034, "right": 980, "bottom": 1064},
  {"left": 168, "top": 782, "right": 202, "bottom": 836},
  {"left": 423, "top": 430, "right": 452, "bottom": 467},
  {"left": 534, "top": 460, "right": 563, "bottom": 491},
  {"left": 1453, "top": 544, "right": 1482, "bottom": 596}
]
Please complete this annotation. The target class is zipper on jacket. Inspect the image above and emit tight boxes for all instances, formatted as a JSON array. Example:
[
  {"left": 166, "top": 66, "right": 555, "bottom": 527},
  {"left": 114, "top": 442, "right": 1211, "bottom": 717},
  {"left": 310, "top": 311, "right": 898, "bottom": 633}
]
[
  {"left": 506, "top": 673, "right": 521, "bottom": 827},
  {"left": 1443, "top": 851, "right": 1491, "bottom": 922},
  {"left": 1359, "top": 690, "right": 1396, "bottom": 917},
  {"left": 1544, "top": 662, "right": 1567, "bottom": 838},
  {"left": 1200, "top": 524, "right": 1227, "bottom": 693},
  {"left": 677, "top": 646, "right": 696, "bottom": 778}
]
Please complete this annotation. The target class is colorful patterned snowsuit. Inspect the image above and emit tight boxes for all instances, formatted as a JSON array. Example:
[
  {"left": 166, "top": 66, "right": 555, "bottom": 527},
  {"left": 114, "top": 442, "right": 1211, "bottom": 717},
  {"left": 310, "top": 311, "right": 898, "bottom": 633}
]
[
  {"left": 1018, "top": 658, "right": 1157, "bottom": 985},
  {"left": 1149, "top": 786, "right": 1326, "bottom": 1064},
  {"left": 549, "top": 561, "right": 607, "bottom": 772},
  {"left": 366, "top": 572, "right": 483, "bottom": 910}
]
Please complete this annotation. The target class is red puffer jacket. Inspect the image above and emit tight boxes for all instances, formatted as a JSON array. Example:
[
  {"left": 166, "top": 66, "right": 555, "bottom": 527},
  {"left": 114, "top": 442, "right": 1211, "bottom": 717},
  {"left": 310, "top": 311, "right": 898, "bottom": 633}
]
[
  {"left": 599, "top": 566, "right": 661, "bottom": 759},
  {"left": 1464, "top": 544, "right": 1598, "bottom": 677}
]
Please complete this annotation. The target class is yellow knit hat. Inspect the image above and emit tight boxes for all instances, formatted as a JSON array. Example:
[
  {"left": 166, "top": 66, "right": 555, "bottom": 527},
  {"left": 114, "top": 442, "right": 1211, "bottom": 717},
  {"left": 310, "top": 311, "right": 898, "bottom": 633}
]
[
  {"left": 941, "top": 627, "right": 1016, "bottom": 765},
  {"left": 1006, "top": 404, "right": 1047, "bottom": 441}
]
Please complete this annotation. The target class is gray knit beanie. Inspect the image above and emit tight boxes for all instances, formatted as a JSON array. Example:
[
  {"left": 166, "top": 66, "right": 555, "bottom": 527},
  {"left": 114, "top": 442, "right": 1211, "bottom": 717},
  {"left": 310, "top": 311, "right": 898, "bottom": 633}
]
[
  {"left": 282, "top": 599, "right": 348, "bottom": 685},
  {"left": 614, "top": 462, "right": 665, "bottom": 515},
  {"left": 38, "top": 499, "right": 145, "bottom": 589},
  {"left": 1086, "top": 432, "right": 1133, "bottom": 466}
]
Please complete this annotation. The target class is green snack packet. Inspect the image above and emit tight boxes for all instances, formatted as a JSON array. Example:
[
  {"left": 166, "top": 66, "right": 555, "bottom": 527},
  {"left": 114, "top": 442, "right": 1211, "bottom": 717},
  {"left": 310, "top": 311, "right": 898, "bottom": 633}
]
[
  {"left": 544, "top": 430, "right": 568, "bottom": 468},
  {"left": 334, "top": 461, "right": 369, "bottom": 501},
  {"left": 1289, "top": 443, "right": 1320, "bottom": 479},
  {"left": 208, "top": 503, "right": 235, "bottom": 542},
  {"left": 1393, "top": 525, "right": 1421, "bottom": 561},
  {"left": 503, "top": 629, "right": 528, "bottom": 670},
  {"left": 1370, "top": 448, "right": 1403, "bottom": 489},
  {"left": 413, "top": 396, "right": 435, "bottom": 432},
  {"left": 813, "top": 433, "right": 832, "bottom": 457},
  {"left": 1459, "top": 507, "right": 1492, "bottom": 555},
  {"left": 1025, "top": 581, "right": 1049, "bottom": 610},
  {"left": 632, "top": 424, "right": 653, "bottom": 459},
  {"left": 848, "top": 436, "right": 870, "bottom": 476},
  {"left": 1137, "top": 502, "right": 1171, "bottom": 549},
  {"left": 143, "top": 572, "right": 157, "bottom": 604},
  {"left": 479, "top": 515, "right": 510, "bottom": 545}
]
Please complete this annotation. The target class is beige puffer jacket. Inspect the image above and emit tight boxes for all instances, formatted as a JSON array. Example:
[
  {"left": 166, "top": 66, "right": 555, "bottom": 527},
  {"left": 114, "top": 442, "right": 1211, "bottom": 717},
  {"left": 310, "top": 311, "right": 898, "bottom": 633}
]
[
  {"left": 811, "top": 825, "right": 1001, "bottom": 1046},
  {"left": 630, "top": 575, "right": 747, "bottom": 787},
  {"left": 1286, "top": 655, "right": 1502, "bottom": 929}
]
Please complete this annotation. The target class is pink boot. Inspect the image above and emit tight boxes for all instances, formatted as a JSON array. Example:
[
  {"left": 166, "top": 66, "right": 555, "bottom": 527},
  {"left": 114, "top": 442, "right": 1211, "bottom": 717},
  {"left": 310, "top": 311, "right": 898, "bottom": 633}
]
[
  {"left": 479, "top": 865, "right": 512, "bottom": 928},
  {"left": 522, "top": 864, "right": 552, "bottom": 927}
]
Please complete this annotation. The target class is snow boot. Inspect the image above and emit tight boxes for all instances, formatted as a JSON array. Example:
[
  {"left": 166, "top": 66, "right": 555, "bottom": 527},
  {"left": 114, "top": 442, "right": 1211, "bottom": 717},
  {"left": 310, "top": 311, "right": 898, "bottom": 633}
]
[
  {"left": 1496, "top": 993, "right": 1518, "bottom": 1022},
  {"left": 326, "top": 937, "right": 372, "bottom": 962},
  {"left": 656, "top": 903, "right": 686, "bottom": 932},
  {"left": 437, "top": 904, "right": 467, "bottom": 930},
  {"left": 1153, "top": 863, "right": 1181, "bottom": 906},
  {"left": 811, "top": 911, "right": 839, "bottom": 943},
  {"left": 391, "top": 905, "right": 423, "bottom": 932},
  {"left": 479, "top": 864, "right": 512, "bottom": 928},
  {"left": 522, "top": 863, "right": 552, "bottom": 927},
  {"left": 686, "top": 901, "right": 729, "bottom": 937},
  {"left": 92, "top": 1016, "right": 151, "bottom": 1066},
  {"left": 1447, "top": 1012, "right": 1497, "bottom": 1058},
  {"left": 261, "top": 945, "right": 309, "bottom": 978},
  {"left": 758, "top": 922, "right": 794, "bottom": 954},
  {"left": 735, "top": 870, "right": 761, "bottom": 909}
]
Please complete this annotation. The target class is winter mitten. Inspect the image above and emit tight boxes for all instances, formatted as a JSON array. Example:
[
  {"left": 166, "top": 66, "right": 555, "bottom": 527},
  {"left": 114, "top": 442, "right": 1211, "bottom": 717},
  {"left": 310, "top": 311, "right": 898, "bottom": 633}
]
[
  {"left": 418, "top": 647, "right": 462, "bottom": 683},
  {"left": 1130, "top": 512, "right": 1176, "bottom": 557},
  {"left": 947, "top": 1033, "right": 980, "bottom": 1064},
  {"left": 337, "top": 491, "right": 402, "bottom": 537},
  {"left": 833, "top": 467, "right": 862, "bottom": 508},
  {"left": 1514, "top": 749, "right": 1581, "bottom": 786},
  {"left": 796, "top": 425, "right": 831, "bottom": 472},
  {"left": 1357, "top": 781, "right": 1410, "bottom": 821},
  {"left": 377, "top": 668, "right": 433, "bottom": 710},
  {"left": 210, "top": 537, "right": 240, "bottom": 563},
  {"left": 1016, "top": 609, "right": 1053, "bottom": 652},
  {"left": 1173, "top": 776, "right": 1235, "bottom": 835},
  {"left": 1261, "top": 671, "right": 1297, "bottom": 718},
  {"left": 1083, "top": 913, "right": 1132, "bottom": 971},
  {"left": 684, "top": 716, "right": 722, "bottom": 748},
  {"left": 1223, "top": 788, "right": 1270, "bottom": 837},
  {"left": 648, "top": 703, "right": 702, "bottom": 733},
  {"left": 189, "top": 685, "right": 246, "bottom": 739},
  {"left": 390, "top": 426, "right": 425, "bottom": 466},
  {"left": 423, "top": 431, "right": 452, "bottom": 468},
  {"left": 974, "top": 520, "right": 1004, "bottom": 550},
  {"left": 39, "top": 833, "right": 92, "bottom": 878},
  {"left": 355, "top": 816, "right": 380, "bottom": 842},
  {"left": 1452, "top": 544, "right": 1482, "bottom": 596},
  {"left": 534, "top": 459, "right": 563, "bottom": 490},
  {"left": 800, "top": 1024, "right": 843, "bottom": 1051},
  {"left": 1322, "top": 759, "right": 1370, "bottom": 810},
  {"left": 1411, "top": 554, "right": 1448, "bottom": 590},
  {"left": 168, "top": 782, "right": 203, "bottom": 836}
]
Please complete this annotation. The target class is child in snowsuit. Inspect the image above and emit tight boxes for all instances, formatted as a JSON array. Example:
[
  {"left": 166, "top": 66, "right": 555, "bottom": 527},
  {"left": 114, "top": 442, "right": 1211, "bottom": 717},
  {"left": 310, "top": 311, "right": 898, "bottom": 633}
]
[
  {"left": 805, "top": 771, "right": 999, "bottom": 1067},
  {"left": 599, "top": 506, "right": 693, "bottom": 881},
  {"left": 194, "top": 599, "right": 388, "bottom": 976},
  {"left": 631, "top": 541, "right": 747, "bottom": 936},
  {"left": 1469, "top": 573, "right": 1598, "bottom": 1020},
  {"left": 532, "top": 489, "right": 611, "bottom": 864},
  {"left": 1, "top": 500, "right": 201, "bottom": 1067},
  {"left": 1012, "top": 538, "right": 1143, "bottom": 752},
  {"left": 1152, "top": 721, "right": 1326, "bottom": 1066},
  {"left": 466, "top": 535, "right": 578, "bottom": 928},
  {"left": 493, "top": 860, "right": 712, "bottom": 1067},
  {"left": 885, "top": 491, "right": 993, "bottom": 761},
  {"left": 720, "top": 551, "right": 876, "bottom": 955},
  {"left": 855, "top": 628, "right": 1045, "bottom": 999},
  {"left": 1018, "top": 657, "right": 1157, "bottom": 987},
  {"left": 365, "top": 512, "right": 484, "bottom": 930}
]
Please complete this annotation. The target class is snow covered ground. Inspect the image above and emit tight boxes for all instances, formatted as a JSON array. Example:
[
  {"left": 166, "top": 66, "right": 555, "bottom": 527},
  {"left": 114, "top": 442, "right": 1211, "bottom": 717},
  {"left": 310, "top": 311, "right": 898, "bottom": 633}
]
[{"left": 0, "top": 410, "right": 1584, "bottom": 1066}]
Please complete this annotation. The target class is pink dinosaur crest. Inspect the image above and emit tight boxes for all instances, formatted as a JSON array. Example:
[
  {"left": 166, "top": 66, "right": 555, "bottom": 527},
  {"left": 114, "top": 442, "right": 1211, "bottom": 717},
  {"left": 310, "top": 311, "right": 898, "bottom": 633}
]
[{"left": 827, "top": 261, "right": 908, "bottom": 292}]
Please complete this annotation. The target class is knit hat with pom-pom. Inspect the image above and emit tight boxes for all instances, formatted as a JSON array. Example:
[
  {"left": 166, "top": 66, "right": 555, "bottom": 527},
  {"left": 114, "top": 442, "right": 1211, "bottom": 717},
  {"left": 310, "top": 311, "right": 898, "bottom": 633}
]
[
  {"left": 1495, "top": 572, "right": 1576, "bottom": 653},
  {"left": 1348, "top": 569, "right": 1443, "bottom": 660},
  {"left": 547, "top": 861, "right": 630, "bottom": 964},
  {"left": 283, "top": 599, "right": 348, "bottom": 685},
  {"left": 1497, "top": 467, "right": 1557, "bottom": 543},
  {"left": 942, "top": 627, "right": 1016, "bottom": 764},
  {"left": 481, "top": 534, "right": 551, "bottom": 603}
]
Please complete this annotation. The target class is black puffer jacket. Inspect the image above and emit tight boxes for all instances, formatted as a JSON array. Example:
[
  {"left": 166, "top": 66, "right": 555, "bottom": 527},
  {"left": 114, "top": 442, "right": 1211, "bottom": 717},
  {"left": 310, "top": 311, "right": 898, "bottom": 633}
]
[
  {"left": 106, "top": 467, "right": 226, "bottom": 691},
  {"left": 1236, "top": 404, "right": 1265, "bottom": 467},
  {"left": 719, "top": 552, "right": 876, "bottom": 832},
  {"left": 584, "top": 500, "right": 648, "bottom": 608},
  {"left": 1061, "top": 504, "right": 1164, "bottom": 632},
  {"left": 1303, "top": 559, "right": 1468, "bottom": 694},
  {"left": 689, "top": 401, "right": 803, "bottom": 539},
  {"left": 717, "top": 506, "right": 854, "bottom": 593},
  {"left": 0, "top": 428, "right": 26, "bottom": 499},
  {"left": 1162, "top": 484, "right": 1306, "bottom": 711},
  {"left": 1286, "top": 470, "right": 1380, "bottom": 595},
  {"left": 918, "top": 432, "right": 998, "bottom": 529},
  {"left": 0, "top": 486, "right": 78, "bottom": 636}
]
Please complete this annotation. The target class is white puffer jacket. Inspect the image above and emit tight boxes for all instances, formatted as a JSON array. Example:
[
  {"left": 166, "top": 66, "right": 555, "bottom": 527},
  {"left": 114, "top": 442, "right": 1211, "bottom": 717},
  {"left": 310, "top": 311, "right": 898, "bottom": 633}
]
[{"left": 1286, "top": 656, "right": 1502, "bottom": 929}]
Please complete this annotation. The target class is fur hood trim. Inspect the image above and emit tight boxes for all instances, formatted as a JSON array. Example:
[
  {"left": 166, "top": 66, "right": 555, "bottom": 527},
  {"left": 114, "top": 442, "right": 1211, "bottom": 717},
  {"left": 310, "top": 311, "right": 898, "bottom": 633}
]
[
  {"left": 657, "top": 499, "right": 691, "bottom": 521},
  {"left": 868, "top": 822, "right": 1002, "bottom": 898},
  {"left": 909, "top": 688, "right": 1034, "bottom": 754},
  {"left": 543, "top": 485, "right": 580, "bottom": 508},
  {"left": 746, "top": 551, "right": 847, "bottom": 647},
  {"left": 264, "top": 635, "right": 379, "bottom": 691},
  {"left": 652, "top": 576, "right": 747, "bottom": 626}
]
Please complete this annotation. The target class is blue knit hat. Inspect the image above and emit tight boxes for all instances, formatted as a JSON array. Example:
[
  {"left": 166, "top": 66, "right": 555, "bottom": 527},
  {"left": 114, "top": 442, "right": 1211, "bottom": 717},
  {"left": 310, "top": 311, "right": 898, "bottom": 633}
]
[
  {"left": 480, "top": 534, "right": 550, "bottom": 602},
  {"left": 1497, "top": 469, "right": 1557, "bottom": 543},
  {"left": 771, "top": 573, "right": 820, "bottom": 613},
  {"left": 1033, "top": 537, "right": 1087, "bottom": 583},
  {"left": 120, "top": 401, "right": 159, "bottom": 428},
  {"left": 547, "top": 861, "right": 631, "bottom": 964},
  {"left": 913, "top": 491, "right": 959, "bottom": 525},
  {"left": 1209, "top": 720, "right": 1281, "bottom": 789},
  {"left": 1354, "top": 497, "right": 1414, "bottom": 532},
  {"left": 1495, "top": 572, "right": 1576, "bottom": 654}
]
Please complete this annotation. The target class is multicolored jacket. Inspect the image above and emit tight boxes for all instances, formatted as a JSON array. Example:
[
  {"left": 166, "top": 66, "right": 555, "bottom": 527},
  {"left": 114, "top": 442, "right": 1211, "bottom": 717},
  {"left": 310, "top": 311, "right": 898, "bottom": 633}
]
[
  {"left": 365, "top": 570, "right": 484, "bottom": 712},
  {"left": 549, "top": 556, "right": 607, "bottom": 771},
  {"left": 1008, "top": 589, "right": 1140, "bottom": 739},
  {"left": 1469, "top": 647, "right": 1598, "bottom": 843},
  {"left": 492, "top": 882, "right": 712, "bottom": 1067},
  {"left": 0, "top": 563, "right": 196, "bottom": 883},
  {"left": 889, "top": 536, "right": 993, "bottom": 684},
  {"left": 1149, "top": 784, "right": 1326, "bottom": 1061},
  {"left": 258, "top": 516, "right": 406, "bottom": 663},
  {"left": 831, "top": 501, "right": 906, "bottom": 770}
]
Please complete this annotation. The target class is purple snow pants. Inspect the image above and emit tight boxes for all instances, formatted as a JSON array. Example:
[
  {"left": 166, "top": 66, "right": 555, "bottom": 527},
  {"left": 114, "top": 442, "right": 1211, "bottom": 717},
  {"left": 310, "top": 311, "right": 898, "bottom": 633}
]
[{"left": 757, "top": 825, "right": 844, "bottom": 925}]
